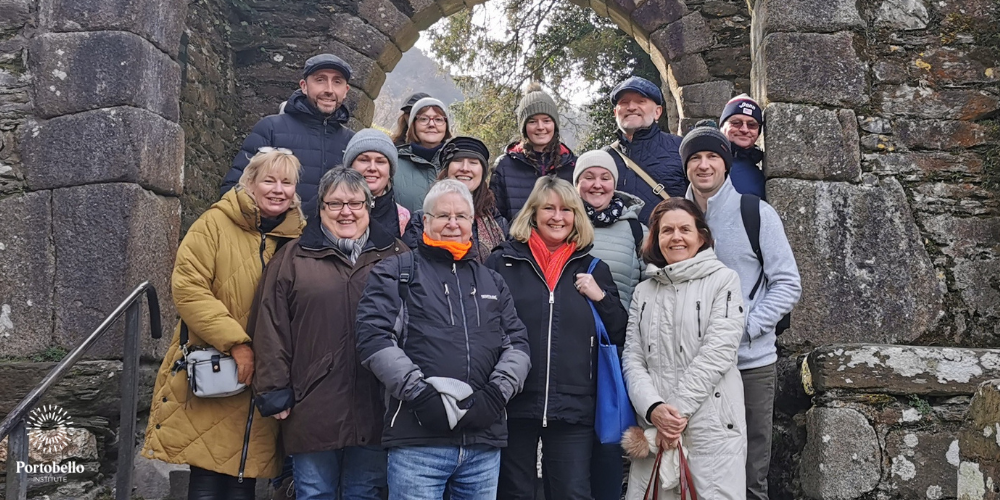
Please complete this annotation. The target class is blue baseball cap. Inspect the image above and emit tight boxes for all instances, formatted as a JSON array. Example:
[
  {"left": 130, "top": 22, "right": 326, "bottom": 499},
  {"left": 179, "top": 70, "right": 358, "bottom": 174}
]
[{"left": 610, "top": 76, "right": 664, "bottom": 106}]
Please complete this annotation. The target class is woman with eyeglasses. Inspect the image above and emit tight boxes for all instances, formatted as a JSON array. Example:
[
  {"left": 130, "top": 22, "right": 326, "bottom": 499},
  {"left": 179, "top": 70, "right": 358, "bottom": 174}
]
[
  {"left": 491, "top": 83, "right": 576, "bottom": 221},
  {"left": 393, "top": 97, "right": 453, "bottom": 213},
  {"left": 250, "top": 167, "right": 408, "bottom": 500},
  {"left": 485, "top": 176, "right": 628, "bottom": 500},
  {"left": 143, "top": 150, "right": 305, "bottom": 500},
  {"left": 403, "top": 136, "right": 508, "bottom": 263},
  {"left": 344, "top": 129, "right": 411, "bottom": 237}
]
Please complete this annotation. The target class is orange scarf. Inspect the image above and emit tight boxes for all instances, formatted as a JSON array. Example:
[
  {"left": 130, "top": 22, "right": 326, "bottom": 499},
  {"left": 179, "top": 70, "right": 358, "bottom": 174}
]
[
  {"left": 528, "top": 230, "right": 577, "bottom": 291},
  {"left": 423, "top": 233, "right": 473, "bottom": 260}
]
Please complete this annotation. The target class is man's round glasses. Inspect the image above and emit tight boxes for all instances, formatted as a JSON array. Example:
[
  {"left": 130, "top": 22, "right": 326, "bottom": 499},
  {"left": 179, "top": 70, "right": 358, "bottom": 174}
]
[
  {"left": 323, "top": 200, "right": 366, "bottom": 211},
  {"left": 416, "top": 116, "right": 446, "bottom": 126},
  {"left": 727, "top": 120, "right": 759, "bottom": 131},
  {"left": 428, "top": 213, "right": 472, "bottom": 223}
]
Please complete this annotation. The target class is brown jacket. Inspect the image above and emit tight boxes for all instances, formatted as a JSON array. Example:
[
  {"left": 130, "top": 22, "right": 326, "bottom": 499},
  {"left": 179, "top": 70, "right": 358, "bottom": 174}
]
[
  {"left": 250, "top": 219, "right": 408, "bottom": 455},
  {"left": 142, "top": 188, "right": 304, "bottom": 479}
]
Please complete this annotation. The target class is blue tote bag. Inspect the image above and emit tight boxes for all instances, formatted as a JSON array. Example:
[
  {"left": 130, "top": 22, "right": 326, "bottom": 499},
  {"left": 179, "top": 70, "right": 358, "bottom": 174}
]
[{"left": 586, "top": 258, "right": 637, "bottom": 444}]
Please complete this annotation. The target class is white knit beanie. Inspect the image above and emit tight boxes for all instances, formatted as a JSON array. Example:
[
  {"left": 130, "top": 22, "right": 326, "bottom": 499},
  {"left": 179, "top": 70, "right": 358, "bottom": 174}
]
[{"left": 573, "top": 150, "right": 619, "bottom": 186}]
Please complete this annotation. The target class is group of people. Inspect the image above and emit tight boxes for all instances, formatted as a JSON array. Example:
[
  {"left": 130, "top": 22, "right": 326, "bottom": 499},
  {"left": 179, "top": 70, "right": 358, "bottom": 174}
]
[{"left": 141, "top": 52, "right": 802, "bottom": 500}]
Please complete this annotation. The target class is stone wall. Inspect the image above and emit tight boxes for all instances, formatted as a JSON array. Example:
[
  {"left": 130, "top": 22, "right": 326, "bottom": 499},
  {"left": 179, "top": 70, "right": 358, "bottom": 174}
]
[{"left": 799, "top": 345, "right": 1000, "bottom": 500}]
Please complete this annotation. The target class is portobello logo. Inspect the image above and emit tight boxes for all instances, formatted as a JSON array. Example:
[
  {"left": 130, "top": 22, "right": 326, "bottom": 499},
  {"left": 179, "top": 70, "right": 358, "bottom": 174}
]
[{"left": 27, "top": 404, "right": 74, "bottom": 454}]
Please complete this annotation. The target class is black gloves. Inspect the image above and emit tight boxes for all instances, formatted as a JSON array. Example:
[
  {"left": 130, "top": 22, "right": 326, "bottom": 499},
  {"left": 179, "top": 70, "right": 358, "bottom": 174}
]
[
  {"left": 457, "top": 383, "right": 506, "bottom": 430},
  {"left": 410, "top": 386, "right": 451, "bottom": 432}
]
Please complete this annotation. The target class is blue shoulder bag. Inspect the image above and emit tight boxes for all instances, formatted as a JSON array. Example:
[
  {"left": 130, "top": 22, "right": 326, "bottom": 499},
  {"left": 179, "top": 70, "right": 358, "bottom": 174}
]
[{"left": 586, "top": 258, "right": 637, "bottom": 444}]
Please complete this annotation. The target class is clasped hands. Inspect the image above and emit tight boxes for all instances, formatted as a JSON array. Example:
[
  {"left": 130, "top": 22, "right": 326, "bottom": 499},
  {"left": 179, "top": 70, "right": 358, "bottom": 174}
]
[{"left": 650, "top": 404, "right": 688, "bottom": 450}]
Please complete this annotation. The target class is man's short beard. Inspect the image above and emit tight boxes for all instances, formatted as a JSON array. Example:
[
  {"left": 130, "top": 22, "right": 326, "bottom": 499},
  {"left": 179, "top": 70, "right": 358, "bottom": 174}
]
[{"left": 616, "top": 116, "right": 654, "bottom": 135}]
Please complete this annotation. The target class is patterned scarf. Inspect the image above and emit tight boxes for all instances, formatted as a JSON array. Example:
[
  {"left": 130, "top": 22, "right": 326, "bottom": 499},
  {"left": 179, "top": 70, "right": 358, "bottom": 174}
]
[
  {"left": 527, "top": 230, "right": 577, "bottom": 291},
  {"left": 321, "top": 225, "right": 369, "bottom": 264},
  {"left": 584, "top": 196, "right": 626, "bottom": 228},
  {"left": 474, "top": 215, "right": 506, "bottom": 263}
]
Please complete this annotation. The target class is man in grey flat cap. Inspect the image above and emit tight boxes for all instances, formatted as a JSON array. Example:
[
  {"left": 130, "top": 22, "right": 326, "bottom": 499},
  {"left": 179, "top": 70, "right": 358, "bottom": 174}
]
[{"left": 221, "top": 53, "right": 356, "bottom": 217}]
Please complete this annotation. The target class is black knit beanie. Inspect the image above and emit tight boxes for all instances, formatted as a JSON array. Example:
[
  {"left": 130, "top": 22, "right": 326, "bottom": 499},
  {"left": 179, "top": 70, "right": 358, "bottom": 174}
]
[
  {"left": 441, "top": 136, "right": 490, "bottom": 167},
  {"left": 679, "top": 120, "right": 733, "bottom": 172}
]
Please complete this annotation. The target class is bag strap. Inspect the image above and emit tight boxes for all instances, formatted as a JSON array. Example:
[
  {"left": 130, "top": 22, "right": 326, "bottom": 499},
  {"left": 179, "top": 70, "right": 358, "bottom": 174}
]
[
  {"left": 180, "top": 321, "right": 189, "bottom": 347},
  {"left": 627, "top": 218, "right": 644, "bottom": 258},
  {"left": 586, "top": 257, "right": 611, "bottom": 346},
  {"left": 643, "top": 447, "right": 664, "bottom": 500},
  {"left": 740, "top": 194, "right": 765, "bottom": 300},
  {"left": 611, "top": 141, "right": 669, "bottom": 201},
  {"left": 398, "top": 251, "right": 415, "bottom": 303},
  {"left": 678, "top": 445, "right": 698, "bottom": 500}
]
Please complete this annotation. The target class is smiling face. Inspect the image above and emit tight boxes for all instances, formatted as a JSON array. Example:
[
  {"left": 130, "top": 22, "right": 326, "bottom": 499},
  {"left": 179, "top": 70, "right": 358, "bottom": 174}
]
[
  {"left": 351, "top": 151, "right": 391, "bottom": 196},
  {"left": 446, "top": 157, "right": 484, "bottom": 192},
  {"left": 299, "top": 69, "right": 349, "bottom": 115},
  {"left": 721, "top": 115, "right": 761, "bottom": 149},
  {"left": 535, "top": 191, "right": 575, "bottom": 248},
  {"left": 320, "top": 184, "right": 370, "bottom": 240},
  {"left": 247, "top": 170, "right": 296, "bottom": 218},
  {"left": 686, "top": 151, "right": 727, "bottom": 199},
  {"left": 576, "top": 166, "right": 616, "bottom": 211},
  {"left": 413, "top": 107, "right": 448, "bottom": 147},
  {"left": 614, "top": 91, "right": 662, "bottom": 137},
  {"left": 658, "top": 209, "right": 705, "bottom": 264},
  {"left": 525, "top": 114, "right": 555, "bottom": 149},
  {"left": 424, "top": 192, "right": 474, "bottom": 243}
]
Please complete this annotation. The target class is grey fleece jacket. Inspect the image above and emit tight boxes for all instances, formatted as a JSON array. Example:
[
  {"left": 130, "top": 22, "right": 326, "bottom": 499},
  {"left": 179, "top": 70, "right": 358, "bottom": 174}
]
[{"left": 686, "top": 177, "right": 801, "bottom": 370}]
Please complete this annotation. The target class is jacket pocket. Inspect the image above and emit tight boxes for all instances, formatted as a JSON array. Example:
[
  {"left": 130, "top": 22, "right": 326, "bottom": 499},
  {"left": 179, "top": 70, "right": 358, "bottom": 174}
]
[
  {"left": 714, "top": 387, "right": 742, "bottom": 435},
  {"left": 294, "top": 351, "right": 333, "bottom": 403}
]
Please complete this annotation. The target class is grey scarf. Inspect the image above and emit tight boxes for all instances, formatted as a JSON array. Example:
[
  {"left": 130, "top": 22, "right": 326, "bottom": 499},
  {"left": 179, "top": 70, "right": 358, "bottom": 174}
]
[{"left": 321, "top": 225, "right": 370, "bottom": 264}]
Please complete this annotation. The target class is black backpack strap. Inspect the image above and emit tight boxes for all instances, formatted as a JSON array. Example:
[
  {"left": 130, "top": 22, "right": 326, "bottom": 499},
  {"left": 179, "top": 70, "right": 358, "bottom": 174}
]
[
  {"left": 740, "top": 194, "right": 765, "bottom": 300},
  {"left": 627, "top": 218, "right": 644, "bottom": 258},
  {"left": 180, "top": 321, "right": 189, "bottom": 347},
  {"left": 397, "top": 251, "right": 415, "bottom": 304}
]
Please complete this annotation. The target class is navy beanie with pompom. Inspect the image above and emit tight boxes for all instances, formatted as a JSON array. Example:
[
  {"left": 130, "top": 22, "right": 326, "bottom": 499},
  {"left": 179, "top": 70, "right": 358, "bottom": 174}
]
[{"left": 679, "top": 120, "right": 733, "bottom": 173}]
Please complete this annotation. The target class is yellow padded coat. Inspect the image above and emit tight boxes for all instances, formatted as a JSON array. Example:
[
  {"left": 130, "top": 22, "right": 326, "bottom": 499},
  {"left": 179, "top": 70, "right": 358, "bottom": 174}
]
[{"left": 141, "top": 188, "right": 304, "bottom": 479}]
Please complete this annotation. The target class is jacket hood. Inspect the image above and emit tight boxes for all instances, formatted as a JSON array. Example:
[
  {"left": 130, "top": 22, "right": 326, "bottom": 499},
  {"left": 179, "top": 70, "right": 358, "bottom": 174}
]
[
  {"left": 646, "top": 248, "right": 727, "bottom": 285},
  {"left": 285, "top": 89, "right": 351, "bottom": 126},
  {"left": 215, "top": 188, "right": 305, "bottom": 237},
  {"left": 616, "top": 191, "right": 645, "bottom": 221}
]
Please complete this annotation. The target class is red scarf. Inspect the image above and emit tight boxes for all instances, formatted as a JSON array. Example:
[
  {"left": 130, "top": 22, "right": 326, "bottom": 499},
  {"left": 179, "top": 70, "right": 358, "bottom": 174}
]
[
  {"left": 528, "top": 230, "right": 577, "bottom": 291},
  {"left": 423, "top": 233, "right": 472, "bottom": 260}
]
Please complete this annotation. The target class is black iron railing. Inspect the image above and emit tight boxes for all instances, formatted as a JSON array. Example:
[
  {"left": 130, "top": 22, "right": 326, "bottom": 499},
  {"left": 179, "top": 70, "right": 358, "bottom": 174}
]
[{"left": 0, "top": 282, "right": 161, "bottom": 500}]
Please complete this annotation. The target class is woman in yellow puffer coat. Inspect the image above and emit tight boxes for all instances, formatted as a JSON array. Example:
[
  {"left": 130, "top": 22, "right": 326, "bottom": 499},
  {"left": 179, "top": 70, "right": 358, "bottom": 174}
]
[{"left": 142, "top": 150, "right": 305, "bottom": 500}]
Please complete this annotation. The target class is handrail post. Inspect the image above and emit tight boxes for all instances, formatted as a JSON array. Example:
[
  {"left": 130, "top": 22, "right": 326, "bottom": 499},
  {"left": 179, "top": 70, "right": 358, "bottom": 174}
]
[
  {"left": 5, "top": 418, "right": 29, "bottom": 500},
  {"left": 115, "top": 301, "right": 141, "bottom": 500}
]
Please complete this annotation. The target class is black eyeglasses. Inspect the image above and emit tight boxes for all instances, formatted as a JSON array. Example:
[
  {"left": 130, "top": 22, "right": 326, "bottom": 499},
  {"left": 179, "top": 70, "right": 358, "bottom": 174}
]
[{"left": 323, "top": 200, "right": 367, "bottom": 211}]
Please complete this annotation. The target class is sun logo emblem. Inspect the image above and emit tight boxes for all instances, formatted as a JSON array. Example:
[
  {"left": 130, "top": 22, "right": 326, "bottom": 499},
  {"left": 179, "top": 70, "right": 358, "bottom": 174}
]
[{"left": 27, "top": 405, "right": 74, "bottom": 454}]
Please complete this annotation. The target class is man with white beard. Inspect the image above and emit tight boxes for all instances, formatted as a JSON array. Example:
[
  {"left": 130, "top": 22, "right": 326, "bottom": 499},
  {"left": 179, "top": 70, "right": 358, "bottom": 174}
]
[{"left": 603, "top": 76, "right": 687, "bottom": 222}]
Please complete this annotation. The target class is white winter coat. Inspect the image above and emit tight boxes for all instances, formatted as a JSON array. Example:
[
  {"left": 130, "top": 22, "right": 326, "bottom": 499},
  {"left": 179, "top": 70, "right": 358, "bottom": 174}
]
[{"left": 622, "top": 249, "right": 748, "bottom": 500}]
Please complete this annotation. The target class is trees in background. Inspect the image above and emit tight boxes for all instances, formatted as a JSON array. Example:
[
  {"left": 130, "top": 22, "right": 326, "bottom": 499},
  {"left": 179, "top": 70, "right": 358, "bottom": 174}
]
[{"left": 426, "top": 0, "right": 661, "bottom": 158}]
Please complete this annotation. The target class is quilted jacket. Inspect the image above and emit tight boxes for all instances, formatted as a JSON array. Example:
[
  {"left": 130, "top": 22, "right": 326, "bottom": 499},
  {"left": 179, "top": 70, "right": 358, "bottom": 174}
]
[
  {"left": 604, "top": 123, "right": 687, "bottom": 222},
  {"left": 393, "top": 144, "right": 443, "bottom": 213},
  {"left": 141, "top": 188, "right": 304, "bottom": 479},
  {"left": 490, "top": 142, "right": 576, "bottom": 221},
  {"left": 588, "top": 192, "right": 647, "bottom": 309},
  {"left": 622, "top": 249, "right": 747, "bottom": 500}
]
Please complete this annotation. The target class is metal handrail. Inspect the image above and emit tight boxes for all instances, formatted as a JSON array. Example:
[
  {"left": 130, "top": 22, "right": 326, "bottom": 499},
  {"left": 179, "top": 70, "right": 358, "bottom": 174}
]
[{"left": 1, "top": 281, "right": 161, "bottom": 500}]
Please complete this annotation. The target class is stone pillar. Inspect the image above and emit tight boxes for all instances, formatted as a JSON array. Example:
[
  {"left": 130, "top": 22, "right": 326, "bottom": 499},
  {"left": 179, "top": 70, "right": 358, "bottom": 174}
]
[{"left": 0, "top": 0, "right": 187, "bottom": 360}]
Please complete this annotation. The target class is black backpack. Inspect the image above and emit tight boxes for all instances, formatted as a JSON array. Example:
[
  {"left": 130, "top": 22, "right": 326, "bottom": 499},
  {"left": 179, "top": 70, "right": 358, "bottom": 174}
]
[{"left": 740, "top": 194, "right": 792, "bottom": 336}]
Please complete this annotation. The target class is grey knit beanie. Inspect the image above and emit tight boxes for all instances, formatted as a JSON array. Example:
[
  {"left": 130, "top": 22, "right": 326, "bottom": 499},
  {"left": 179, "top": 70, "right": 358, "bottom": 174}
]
[
  {"left": 407, "top": 97, "right": 449, "bottom": 129},
  {"left": 679, "top": 120, "right": 732, "bottom": 173},
  {"left": 573, "top": 150, "right": 619, "bottom": 186},
  {"left": 516, "top": 82, "right": 560, "bottom": 136},
  {"left": 343, "top": 129, "right": 399, "bottom": 177}
]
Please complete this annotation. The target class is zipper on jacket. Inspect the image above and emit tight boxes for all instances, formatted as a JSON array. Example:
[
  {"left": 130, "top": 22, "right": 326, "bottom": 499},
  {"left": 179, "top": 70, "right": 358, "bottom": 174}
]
[
  {"left": 471, "top": 286, "right": 481, "bottom": 326},
  {"left": 322, "top": 117, "right": 329, "bottom": 168},
  {"left": 390, "top": 400, "right": 403, "bottom": 427},
  {"left": 453, "top": 263, "right": 472, "bottom": 383},
  {"left": 696, "top": 301, "right": 702, "bottom": 338},
  {"left": 640, "top": 302, "right": 650, "bottom": 352},
  {"left": 444, "top": 283, "right": 455, "bottom": 326},
  {"left": 589, "top": 336, "right": 595, "bottom": 380},
  {"left": 726, "top": 291, "right": 731, "bottom": 318},
  {"left": 542, "top": 290, "right": 555, "bottom": 427}
]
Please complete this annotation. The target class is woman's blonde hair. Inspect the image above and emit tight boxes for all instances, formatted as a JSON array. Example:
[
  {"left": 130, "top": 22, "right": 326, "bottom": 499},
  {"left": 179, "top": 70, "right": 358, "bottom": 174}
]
[
  {"left": 509, "top": 176, "right": 593, "bottom": 247},
  {"left": 238, "top": 150, "right": 303, "bottom": 209}
]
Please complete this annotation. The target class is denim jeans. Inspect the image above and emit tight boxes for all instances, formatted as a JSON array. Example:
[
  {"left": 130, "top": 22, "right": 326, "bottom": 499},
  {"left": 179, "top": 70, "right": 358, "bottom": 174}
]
[
  {"left": 387, "top": 445, "right": 500, "bottom": 500},
  {"left": 292, "top": 446, "right": 388, "bottom": 500}
]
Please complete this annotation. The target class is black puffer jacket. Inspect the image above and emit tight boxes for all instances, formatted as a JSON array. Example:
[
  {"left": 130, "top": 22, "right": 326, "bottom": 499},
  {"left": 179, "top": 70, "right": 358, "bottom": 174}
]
[
  {"left": 484, "top": 241, "right": 628, "bottom": 426},
  {"left": 490, "top": 143, "right": 576, "bottom": 221},
  {"left": 221, "top": 90, "right": 355, "bottom": 217},
  {"left": 356, "top": 243, "right": 532, "bottom": 448},
  {"left": 604, "top": 123, "right": 687, "bottom": 223}
]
